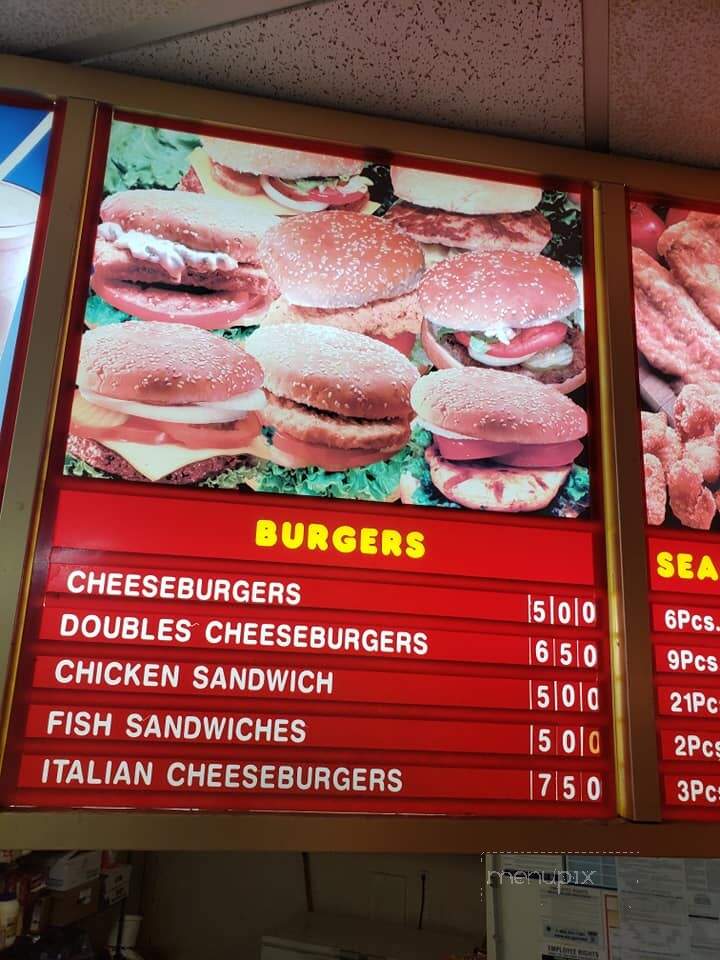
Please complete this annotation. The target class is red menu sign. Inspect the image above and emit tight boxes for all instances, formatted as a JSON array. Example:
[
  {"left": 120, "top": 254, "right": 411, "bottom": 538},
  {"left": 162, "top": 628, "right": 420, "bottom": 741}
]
[
  {"left": 0, "top": 112, "right": 613, "bottom": 817},
  {"left": 630, "top": 195, "right": 720, "bottom": 818}
]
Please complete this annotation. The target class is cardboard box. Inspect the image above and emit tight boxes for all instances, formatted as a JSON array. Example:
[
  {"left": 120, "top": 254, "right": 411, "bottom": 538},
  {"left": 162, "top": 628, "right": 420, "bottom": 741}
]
[
  {"left": 46, "top": 851, "right": 101, "bottom": 891},
  {"left": 102, "top": 864, "right": 132, "bottom": 906},
  {"left": 48, "top": 879, "right": 100, "bottom": 927}
]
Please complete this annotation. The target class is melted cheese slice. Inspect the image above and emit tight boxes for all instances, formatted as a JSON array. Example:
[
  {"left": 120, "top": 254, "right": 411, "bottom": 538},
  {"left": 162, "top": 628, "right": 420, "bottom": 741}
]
[
  {"left": 102, "top": 440, "right": 250, "bottom": 482},
  {"left": 187, "top": 148, "right": 380, "bottom": 217}
]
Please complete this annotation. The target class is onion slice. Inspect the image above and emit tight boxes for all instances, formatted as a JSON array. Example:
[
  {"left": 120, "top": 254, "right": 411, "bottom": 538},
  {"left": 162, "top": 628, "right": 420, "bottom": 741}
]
[
  {"left": 259, "top": 175, "right": 329, "bottom": 212},
  {"left": 412, "top": 417, "right": 478, "bottom": 441},
  {"left": 80, "top": 389, "right": 266, "bottom": 424}
]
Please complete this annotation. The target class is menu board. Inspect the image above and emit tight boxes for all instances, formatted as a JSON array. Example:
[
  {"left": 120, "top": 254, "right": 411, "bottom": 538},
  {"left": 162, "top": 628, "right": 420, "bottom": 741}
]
[
  {"left": 630, "top": 195, "right": 720, "bottom": 819},
  {"left": 0, "top": 98, "right": 55, "bottom": 492},
  {"left": 0, "top": 112, "right": 612, "bottom": 816}
]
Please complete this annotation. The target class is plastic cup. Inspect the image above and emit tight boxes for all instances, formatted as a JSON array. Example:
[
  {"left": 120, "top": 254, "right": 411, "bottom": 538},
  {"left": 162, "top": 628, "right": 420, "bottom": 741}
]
[{"left": 0, "top": 181, "right": 40, "bottom": 357}]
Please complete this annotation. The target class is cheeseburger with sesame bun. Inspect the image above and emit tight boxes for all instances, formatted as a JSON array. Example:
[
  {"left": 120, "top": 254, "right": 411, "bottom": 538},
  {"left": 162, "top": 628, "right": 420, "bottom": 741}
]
[
  {"left": 400, "top": 367, "right": 588, "bottom": 512},
  {"left": 419, "top": 250, "right": 585, "bottom": 393},
  {"left": 180, "top": 137, "right": 375, "bottom": 216},
  {"left": 242, "top": 324, "right": 419, "bottom": 490},
  {"left": 258, "top": 211, "right": 425, "bottom": 356},
  {"left": 386, "top": 166, "right": 551, "bottom": 266},
  {"left": 66, "top": 321, "right": 266, "bottom": 485}
]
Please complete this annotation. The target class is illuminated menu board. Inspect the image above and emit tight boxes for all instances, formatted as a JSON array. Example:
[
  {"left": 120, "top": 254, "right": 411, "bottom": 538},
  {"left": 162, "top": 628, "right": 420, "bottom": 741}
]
[
  {"left": 0, "top": 98, "right": 56, "bottom": 494},
  {"left": 0, "top": 113, "right": 612, "bottom": 816},
  {"left": 630, "top": 196, "right": 720, "bottom": 818}
]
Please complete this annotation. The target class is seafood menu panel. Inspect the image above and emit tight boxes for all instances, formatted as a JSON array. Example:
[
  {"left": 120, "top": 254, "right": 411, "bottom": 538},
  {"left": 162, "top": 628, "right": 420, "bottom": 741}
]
[
  {"left": 0, "top": 113, "right": 612, "bottom": 817},
  {"left": 631, "top": 197, "right": 720, "bottom": 818}
]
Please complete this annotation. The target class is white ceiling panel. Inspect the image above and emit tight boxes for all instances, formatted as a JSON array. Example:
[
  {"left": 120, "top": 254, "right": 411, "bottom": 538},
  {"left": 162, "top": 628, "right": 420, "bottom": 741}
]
[
  {"left": 90, "top": 0, "right": 586, "bottom": 146},
  {"left": 609, "top": 0, "right": 720, "bottom": 166}
]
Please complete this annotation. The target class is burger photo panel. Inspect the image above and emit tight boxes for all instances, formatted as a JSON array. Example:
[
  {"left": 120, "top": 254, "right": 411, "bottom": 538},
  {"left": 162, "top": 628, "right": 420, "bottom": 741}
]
[{"left": 66, "top": 114, "right": 592, "bottom": 519}]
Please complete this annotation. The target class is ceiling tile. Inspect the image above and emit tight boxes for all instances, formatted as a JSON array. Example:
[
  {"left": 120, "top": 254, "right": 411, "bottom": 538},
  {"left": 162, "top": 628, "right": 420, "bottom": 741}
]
[
  {"left": 1, "top": 0, "right": 192, "bottom": 54},
  {"left": 610, "top": 0, "right": 720, "bottom": 167},
  {"left": 92, "top": 0, "right": 585, "bottom": 146}
]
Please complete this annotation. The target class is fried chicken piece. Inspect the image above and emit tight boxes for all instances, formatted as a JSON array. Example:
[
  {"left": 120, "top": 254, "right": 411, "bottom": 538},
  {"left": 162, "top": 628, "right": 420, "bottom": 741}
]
[
  {"left": 667, "top": 459, "right": 716, "bottom": 530},
  {"left": 674, "top": 383, "right": 720, "bottom": 440},
  {"left": 658, "top": 214, "right": 720, "bottom": 328},
  {"left": 632, "top": 248, "right": 720, "bottom": 386},
  {"left": 684, "top": 437, "right": 720, "bottom": 484},
  {"left": 641, "top": 410, "right": 683, "bottom": 473},
  {"left": 644, "top": 453, "right": 667, "bottom": 525}
]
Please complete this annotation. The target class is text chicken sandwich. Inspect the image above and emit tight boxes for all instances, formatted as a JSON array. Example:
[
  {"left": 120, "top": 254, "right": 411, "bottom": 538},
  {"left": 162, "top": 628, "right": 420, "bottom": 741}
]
[
  {"left": 243, "top": 324, "right": 419, "bottom": 477},
  {"left": 402, "top": 367, "right": 587, "bottom": 511},
  {"left": 386, "top": 166, "right": 551, "bottom": 265},
  {"left": 91, "top": 189, "right": 279, "bottom": 329},
  {"left": 181, "top": 137, "right": 376, "bottom": 216},
  {"left": 419, "top": 250, "right": 585, "bottom": 392},
  {"left": 258, "top": 211, "right": 425, "bottom": 355},
  {"left": 67, "top": 321, "right": 266, "bottom": 484}
]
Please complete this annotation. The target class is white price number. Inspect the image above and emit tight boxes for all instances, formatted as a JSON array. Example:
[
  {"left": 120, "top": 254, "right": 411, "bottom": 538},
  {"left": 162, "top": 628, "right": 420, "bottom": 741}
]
[{"left": 528, "top": 595, "right": 598, "bottom": 628}]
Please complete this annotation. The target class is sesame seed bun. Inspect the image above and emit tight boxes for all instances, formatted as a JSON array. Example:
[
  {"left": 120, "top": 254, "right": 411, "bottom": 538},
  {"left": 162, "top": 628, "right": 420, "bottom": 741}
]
[
  {"left": 258, "top": 211, "right": 424, "bottom": 309},
  {"left": 419, "top": 250, "right": 579, "bottom": 332},
  {"left": 391, "top": 166, "right": 543, "bottom": 216},
  {"left": 77, "top": 320, "right": 264, "bottom": 404},
  {"left": 245, "top": 324, "right": 419, "bottom": 420},
  {"left": 99, "top": 189, "right": 278, "bottom": 263},
  {"left": 411, "top": 367, "right": 587, "bottom": 444},
  {"left": 201, "top": 137, "right": 364, "bottom": 180}
]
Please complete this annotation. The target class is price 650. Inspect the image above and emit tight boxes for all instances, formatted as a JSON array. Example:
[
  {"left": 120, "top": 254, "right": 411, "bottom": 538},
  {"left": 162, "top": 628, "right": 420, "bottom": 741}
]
[{"left": 528, "top": 595, "right": 597, "bottom": 627}]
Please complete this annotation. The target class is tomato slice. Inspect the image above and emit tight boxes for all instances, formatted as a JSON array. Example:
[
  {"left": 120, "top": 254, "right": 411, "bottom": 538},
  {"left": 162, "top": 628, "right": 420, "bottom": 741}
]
[
  {"left": 665, "top": 208, "right": 691, "bottom": 227},
  {"left": 70, "top": 413, "right": 168, "bottom": 445},
  {"left": 268, "top": 177, "right": 368, "bottom": 207},
  {"left": 272, "top": 431, "right": 386, "bottom": 470},
  {"left": 629, "top": 202, "right": 665, "bottom": 260},
  {"left": 91, "top": 275, "right": 268, "bottom": 330},
  {"left": 210, "top": 161, "right": 263, "bottom": 196},
  {"left": 486, "top": 323, "right": 568, "bottom": 359},
  {"left": 495, "top": 439, "right": 583, "bottom": 468},
  {"left": 164, "top": 415, "right": 260, "bottom": 450},
  {"left": 372, "top": 331, "right": 417, "bottom": 356},
  {"left": 435, "top": 436, "right": 519, "bottom": 461}
]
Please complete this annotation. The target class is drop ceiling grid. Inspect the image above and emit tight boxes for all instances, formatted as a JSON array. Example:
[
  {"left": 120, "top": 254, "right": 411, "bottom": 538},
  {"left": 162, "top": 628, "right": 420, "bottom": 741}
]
[
  {"left": 90, "top": 0, "right": 586, "bottom": 146},
  {"left": 609, "top": 0, "right": 720, "bottom": 166}
]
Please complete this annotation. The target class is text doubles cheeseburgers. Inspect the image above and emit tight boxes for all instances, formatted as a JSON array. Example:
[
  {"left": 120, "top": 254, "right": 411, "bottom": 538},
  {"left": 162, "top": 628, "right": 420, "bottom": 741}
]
[
  {"left": 257, "top": 211, "right": 425, "bottom": 355},
  {"left": 67, "top": 320, "right": 265, "bottom": 484},
  {"left": 181, "top": 137, "right": 375, "bottom": 216},
  {"left": 243, "top": 324, "right": 419, "bottom": 479},
  {"left": 419, "top": 249, "right": 585, "bottom": 393},
  {"left": 401, "top": 367, "right": 588, "bottom": 511},
  {"left": 385, "top": 166, "right": 551, "bottom": 266},
  {"left": 90, "top": 188, "right": 279, "bottom": 329}
]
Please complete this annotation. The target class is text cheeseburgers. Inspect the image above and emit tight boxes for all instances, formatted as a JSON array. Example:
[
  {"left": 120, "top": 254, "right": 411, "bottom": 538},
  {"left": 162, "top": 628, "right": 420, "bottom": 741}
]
[
  {"left": 386, "top": 166, "right": 551, "bottom": 265},
  {"left": 419, "top": 250, "right": 585, "bottom": 392},
  {"left": 181, "top": 137, "right": 375, "bottom": 216},
  {"left": 257, "top": 211, "right": 425, "bottom": 355},
  {"left": 401, "top": 367, "right": 587, "bottom": 511},
  {"left": 243, "top": 323, "right": 419, "bottom": 479},
  {"left": 91, "top": 189, "right": 279, "bottom": 329},
  {"left": 67, "top": 320, "right": 266, "bottom": 484}
]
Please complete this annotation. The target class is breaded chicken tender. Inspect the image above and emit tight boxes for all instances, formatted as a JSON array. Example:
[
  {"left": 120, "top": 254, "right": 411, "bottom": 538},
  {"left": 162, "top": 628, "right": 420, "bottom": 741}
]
[
  {"left": 667, "top": 459, "right": 717, "bottom": 530},
  {"left": 644, "top": 453, "right": 667, "bottom": 525},
  {"left": 641, "top": 410, "right": 683, "bottom": 473},
  {"left": 658, "top": 214, "right": 720, "bottom": 328},
  {"left": 684, "top": 437, "right": 720, "bottom": 484},
  {"left": 674, "top": 384, "right": 720, "bottom": 440}
]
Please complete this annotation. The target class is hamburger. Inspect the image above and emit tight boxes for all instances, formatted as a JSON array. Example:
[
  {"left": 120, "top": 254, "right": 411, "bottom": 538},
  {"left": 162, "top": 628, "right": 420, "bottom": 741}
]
[
  {"left": 419, "top": 250, "right": 585, "bottom": 393},
  {"left": 243, "top": 324, "right": 419, "bottom": 480},
  {"left": 66, "top": 321, "right": 266, "bottom": 485},
  {"left": 385, "top": 166, "right": 551, "bottom": 265},
  {"left": 180, "top": 137, "right": 377, "bottom": 216},
  {"left": 90, "top": 189, "right": 279, "bottom": 330},
  {"left": 400, "top": 367, "right": 587, "bottom": 511},
  {"left": 257, "top": 211, "right": 425, "bottom": 356}
]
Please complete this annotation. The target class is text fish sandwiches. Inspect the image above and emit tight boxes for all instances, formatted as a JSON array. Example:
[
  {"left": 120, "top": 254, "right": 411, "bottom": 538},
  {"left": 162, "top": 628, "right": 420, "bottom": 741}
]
[
  {"left": 385, "top": 166, "right": 551, "bottom": 266},
  {"left": 91, "top": 189, "right": 279, "bottom": 329},
  {"left": 67, "top": 320, "right": 266, "bottom": 484},
  {"left": 258, "top": 211, "right": 425, "bottom": 355},
  {"left": 401, "top": 367, "right": 587, "bottom": 511},
  {"left": 243, "top": 324, "right": 419, "bottom": 477}
]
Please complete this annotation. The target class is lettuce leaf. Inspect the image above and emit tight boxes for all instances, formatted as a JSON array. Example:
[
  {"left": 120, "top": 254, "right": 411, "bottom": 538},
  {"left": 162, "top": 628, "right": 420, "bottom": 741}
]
[
  {"left": 403, "top": 428, "right": 461, "bottom": 509},
  {"left": 104, "top": 122, "right": 201, "bottom": 194},
  {"left": 84, "top": 293, "right": 130, "bottom": 328},
  {"left": 218, "top": 326, "right": 258, "bottom": 344},
  {"left": 548, "top": 464, "right": 590, "bottom": 518},
  {"left": 64, "top": 453, "right": 112, "bottom": 479},
  {"left": 539, "top": 190, "right": 583, "bottom": 268}
]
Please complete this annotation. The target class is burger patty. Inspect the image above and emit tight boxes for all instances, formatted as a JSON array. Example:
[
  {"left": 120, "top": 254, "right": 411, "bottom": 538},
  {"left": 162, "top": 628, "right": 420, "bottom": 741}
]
[
  {"left": 385, "top": 202, "right": 551, "bottom": 253},
  {"left": 262, "top": 292, "right": 423, "bottom": 339},
  {"left": 178, "top": 167, "right": 204, "bottom": 193},
  {"left": 93, "top": 238, "right": 276, "bottom": 294},
  {"left": 262, "top": 393, "right": 411, "bottom": 450},
  {"left": 67, "top": 436, "right": 241, "bottom": 485},
  {"left": 440, "top": 325, "right": 585, "bottom": 386}
]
